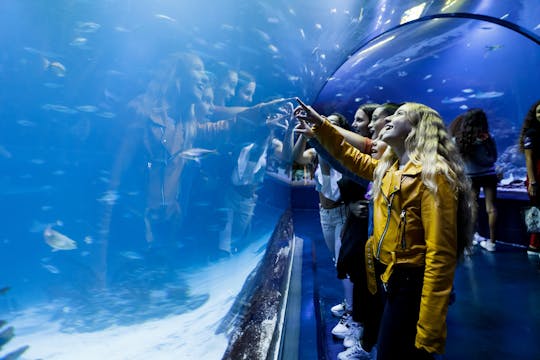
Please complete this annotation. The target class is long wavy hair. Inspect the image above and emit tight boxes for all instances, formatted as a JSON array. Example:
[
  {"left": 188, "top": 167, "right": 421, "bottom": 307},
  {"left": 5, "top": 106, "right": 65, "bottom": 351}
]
[
  {"left": 519, "top": 99, "right": 540, "bottom": 152},
  {"left": 453, "top": 108, "right": 490, "bottom": 154},
  {"left": 373, "top": 102, "right": 476, "bottom": 257}
]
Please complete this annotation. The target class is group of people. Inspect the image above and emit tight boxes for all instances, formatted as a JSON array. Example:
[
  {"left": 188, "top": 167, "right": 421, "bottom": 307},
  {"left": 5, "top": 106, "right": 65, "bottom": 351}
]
[
  {"left": 290, "top": 98, "right": 540, "bottom": 359},
  {"left": 111, "top": 51, "right": 296, "bottom": 264}
]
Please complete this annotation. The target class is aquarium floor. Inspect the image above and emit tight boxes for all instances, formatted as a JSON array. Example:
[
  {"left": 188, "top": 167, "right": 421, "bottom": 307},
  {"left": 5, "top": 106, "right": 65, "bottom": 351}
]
[{"left": 292, "top": 208, "right": 540, "bottom": 360}]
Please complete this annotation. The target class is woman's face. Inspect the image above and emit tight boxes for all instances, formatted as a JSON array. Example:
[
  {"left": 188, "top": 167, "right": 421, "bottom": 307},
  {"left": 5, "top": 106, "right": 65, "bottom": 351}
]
[
  {"left": 369, "top": 107, "right": 389, "bottom": 138},
  {"left": 380, "top": 104, "right": 412, "bottom": 147},
  {"left": 352, "top": 109, "right": 371, "bottom": 136},
  {"left": 215, "top": 70, "right": 238, "bottom": 105},
  {"left": 236, "top": 81, "right": 256, "bottom": 106},
  {"left": 371, "top": 138, "right": 388, "bottom": 160},
  {"left": 195, "top": 87, "right": 215, "bottom": 121},
  {"left": 180, "top": 55, "right": 208, "bottom": 102}
]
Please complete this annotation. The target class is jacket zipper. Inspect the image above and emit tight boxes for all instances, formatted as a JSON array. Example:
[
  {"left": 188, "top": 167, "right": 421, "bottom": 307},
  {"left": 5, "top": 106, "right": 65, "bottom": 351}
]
[
  {"left": 376, "top": 193, "right": 395, "bottom": 260},
  {"left": 399, "top": 209, "right": 407, "bottom": 249}
]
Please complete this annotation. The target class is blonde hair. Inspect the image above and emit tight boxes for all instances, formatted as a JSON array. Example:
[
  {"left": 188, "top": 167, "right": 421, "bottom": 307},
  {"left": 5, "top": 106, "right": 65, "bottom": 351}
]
[{"left": 372, "top": 102, "right": 476, "bottom": 257}]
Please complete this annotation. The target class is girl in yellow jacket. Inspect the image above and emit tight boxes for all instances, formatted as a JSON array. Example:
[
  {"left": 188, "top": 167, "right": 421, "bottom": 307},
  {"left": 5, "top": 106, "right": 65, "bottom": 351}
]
[{"left": 294, "top": 100, "right": 475, "bottom": 359}]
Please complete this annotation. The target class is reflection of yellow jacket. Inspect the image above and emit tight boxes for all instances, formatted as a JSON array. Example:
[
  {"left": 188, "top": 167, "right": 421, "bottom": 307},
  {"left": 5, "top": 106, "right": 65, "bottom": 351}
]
[{"left": 314, "top": 120, "right": 457, "bottom": 354}]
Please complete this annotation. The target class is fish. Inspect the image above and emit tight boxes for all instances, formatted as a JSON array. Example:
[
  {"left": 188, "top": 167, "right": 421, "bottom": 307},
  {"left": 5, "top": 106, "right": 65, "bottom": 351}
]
[
  {"left": 43, "top": 58, "right": 66, "bottom": 77},
  {"left": 97, "top": 191, "right": 119, "bottom": 205},
  {"left": 69, "top": 37, "right": 88, "bottom": 47},
  {"left": 42, "top": 263, "right": 60, "bottom": 274},
  {"left": 177, "top": 148, "right": 218, "bottom": 162},
  {"left": 154, "top": 14, "right": 176, "bottom": 22},
  {"left": 471, "top": 91, "right": 504, "bottom": 99},
  {"left": 43, "top": 227, "right": 77, "bottom": 251},
  {"left": 441, "top": 96, "right": 467, "bottom": 104},
  {"left": 75, "top": 21, "right": 101, "bottom": 33},
  {"left": 42, "top": 103, "right": 77, "bottom": 114},
  {"left": 119, "top": 251, "right": 143, "bottom": 260},
  {"left": 76, "top": 105, "right": 98, "bottom": 113}
]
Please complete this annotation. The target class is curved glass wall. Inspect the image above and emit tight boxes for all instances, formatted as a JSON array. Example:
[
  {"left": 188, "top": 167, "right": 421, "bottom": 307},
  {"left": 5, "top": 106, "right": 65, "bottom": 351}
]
[
  {"left": 0, "top": 1, "right": 539, "bottom": 359},
  {"left": 316, "top": 16, "right": 540, "bottom": 181}
]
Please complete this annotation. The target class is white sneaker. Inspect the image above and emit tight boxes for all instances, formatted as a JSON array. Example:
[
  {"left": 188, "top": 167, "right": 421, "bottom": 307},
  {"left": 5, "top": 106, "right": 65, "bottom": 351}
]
[
  {"left": 472, "top": 232, "right": 485, "bottom": 246},
  {"left": 343, "top": 322, "right": 363, "bottom": 348},
  {"left": 479, "top": 240, "right": 496, "bottom": 252},
  {"left": 337, "top": 342, "right": 372, "bottom": 360},
  {"left": 331, "top": 300, "right": 351, "bottom": 317},
  {"left": 331, "top": 313, "right": 352, "bottom": 339}
]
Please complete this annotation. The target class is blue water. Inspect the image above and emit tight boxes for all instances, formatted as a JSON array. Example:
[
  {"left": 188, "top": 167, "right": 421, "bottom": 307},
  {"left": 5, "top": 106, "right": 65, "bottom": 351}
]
[{"left": 0, "top": 1, "right": 539, "bottom": 359}]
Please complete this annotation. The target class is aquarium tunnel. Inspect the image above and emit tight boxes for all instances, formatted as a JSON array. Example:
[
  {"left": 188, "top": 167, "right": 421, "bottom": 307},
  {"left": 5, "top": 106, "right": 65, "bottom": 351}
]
[{"left": 1, "top": 0, "right": 539, "bottom": 359}]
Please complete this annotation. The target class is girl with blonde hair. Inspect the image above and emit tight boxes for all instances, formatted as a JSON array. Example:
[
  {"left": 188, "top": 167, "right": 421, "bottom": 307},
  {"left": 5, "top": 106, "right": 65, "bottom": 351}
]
[{"left": 295, "top": 100, "right": 475, "bottom": 360}]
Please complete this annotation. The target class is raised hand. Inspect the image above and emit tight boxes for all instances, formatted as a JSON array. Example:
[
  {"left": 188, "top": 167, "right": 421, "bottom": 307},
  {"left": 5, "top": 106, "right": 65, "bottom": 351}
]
[{"left": 293, "top": 98, "right": 325, "bottom": 126}]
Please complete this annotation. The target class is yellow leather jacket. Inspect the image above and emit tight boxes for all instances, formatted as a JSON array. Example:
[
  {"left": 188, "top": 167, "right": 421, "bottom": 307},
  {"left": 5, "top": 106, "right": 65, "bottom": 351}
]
[{"left": 314, "top": 120, "right": 457, "bottom": 354}]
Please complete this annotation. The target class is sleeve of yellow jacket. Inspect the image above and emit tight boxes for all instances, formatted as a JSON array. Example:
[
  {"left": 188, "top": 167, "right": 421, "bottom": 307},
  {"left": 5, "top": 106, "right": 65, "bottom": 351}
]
[
  {"left": 313, "top": 120, "right": 377, "bottom": 181},
  {"left": 416, "top": 174, "right": 458, "bottom": 354}
]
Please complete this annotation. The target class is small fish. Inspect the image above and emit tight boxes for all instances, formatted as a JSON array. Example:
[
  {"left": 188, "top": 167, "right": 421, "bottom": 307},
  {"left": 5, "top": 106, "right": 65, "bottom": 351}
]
[
  {"left": 177, "top": 148, "right": 218, "bottom": 162},
  {"left": 84, "top": 236, "right": 93, "bottom": 244},
  {"left": 76, "top": 105, "right": 98, "bottom": 113},
  {"left": 76, "top": 21, "right": 101, "bottom": 33},
  {"left": 119, "top": 251, "right": 143, "bottom": 260},
  {"left": 97, "top": 190, "right": 119, "bottom": 205},
  {"left": 461, "top": 88, "right": 474, "bottom": 93},
  {"left": 43, "top": 58, "right": 66, "bottom": 77},
  {"left": 42, "top": 104, "right": 77, "bottom": 114},
  {"left": 43, "top": 227, "right": 77, "bottom": 251},
  {"left": 42, "top": 263, "right": 60, "bottom": 274},
  {"left": 268, "top": 44, "right": 279, "bottom": 53},
  {"left": 472, "top": 91, "right": 504, "bottom": 99},
  {"left": 154, "top": 14, "right": 176, "bottom": 22},
  {"left": 70, "top": 37, "right": 88, "bottom": 47},
  {"left": 441, "top": 96, "right": 467, "bottom": 104},
  {"left": 423, "top": 74, "right": 432, "bottom": 80}
]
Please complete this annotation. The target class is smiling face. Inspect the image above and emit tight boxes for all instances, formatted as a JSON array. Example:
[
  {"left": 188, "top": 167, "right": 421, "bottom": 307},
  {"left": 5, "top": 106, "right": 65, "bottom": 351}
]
[
  {"left": 194, "top": 87, "right": 215, "bottom": 122},
  {"left": 369, "top": 106, "right": 390, "bottom": 138},
  {"left": 179, "top": 54, "right": 208, "bottom": 103},
  {"left": 352, "top": 109, "right": 371, "bottom": 136},
  {"left": 236, "top": 81, "right": 256, "bottom": 106},
  {"left": 215, "top": 70, "right": 238, "bottom": 106},
  {"left": 380, "top": 104, "right": 413, "bottom": 147}
]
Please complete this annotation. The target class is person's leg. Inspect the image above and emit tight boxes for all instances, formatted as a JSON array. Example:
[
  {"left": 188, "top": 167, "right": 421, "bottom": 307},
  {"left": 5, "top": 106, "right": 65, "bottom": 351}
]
[
  {"left": 483, "top": 183, "right": 498, "bottom": 244},
  {"left": 376, "top": 270, "right": 424, "bottom": 360},
  {"left": 319, "top": 206, "right": 336, "bottom": 258},
  {"left": 333, "top": 206, "right": 354, "bottom": 309}
]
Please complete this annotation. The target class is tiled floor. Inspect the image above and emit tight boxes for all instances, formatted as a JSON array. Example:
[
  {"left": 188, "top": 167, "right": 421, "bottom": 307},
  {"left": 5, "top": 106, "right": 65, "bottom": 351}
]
[{"left": 293, "top": 209, "right": 540, "bottom": 360}]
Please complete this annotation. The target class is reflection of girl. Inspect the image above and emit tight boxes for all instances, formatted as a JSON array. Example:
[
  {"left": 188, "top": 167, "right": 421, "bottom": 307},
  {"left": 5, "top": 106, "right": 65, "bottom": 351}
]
[
  {"left": 129, "top": 52, "right": 233, "bottom": 248},
  {"left": 519, "top": 99, "right": 540, "bottom": 255},
  {"left": 451, "top": 109, "right": 498, "bottom": 252},
  {"left": 296, "top": 101, "right": 475, "bottom": 359}
]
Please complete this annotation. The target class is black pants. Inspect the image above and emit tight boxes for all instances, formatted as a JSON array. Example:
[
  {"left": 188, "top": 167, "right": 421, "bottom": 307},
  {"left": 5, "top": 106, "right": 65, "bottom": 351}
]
[{"left": 363, "top": 263, "right": 434, "bottom": 360}]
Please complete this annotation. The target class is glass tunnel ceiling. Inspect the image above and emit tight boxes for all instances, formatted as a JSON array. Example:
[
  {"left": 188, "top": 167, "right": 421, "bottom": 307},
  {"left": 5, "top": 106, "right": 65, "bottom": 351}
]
[{"left": 0, "top": 0, "right": 539, "bottom": 358}]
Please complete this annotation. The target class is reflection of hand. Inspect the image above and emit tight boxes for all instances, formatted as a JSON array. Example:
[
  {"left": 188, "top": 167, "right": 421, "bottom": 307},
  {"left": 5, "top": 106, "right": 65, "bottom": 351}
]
[{"left": 294, "top": 122, "right": 315, "bottom": 139}]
